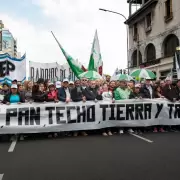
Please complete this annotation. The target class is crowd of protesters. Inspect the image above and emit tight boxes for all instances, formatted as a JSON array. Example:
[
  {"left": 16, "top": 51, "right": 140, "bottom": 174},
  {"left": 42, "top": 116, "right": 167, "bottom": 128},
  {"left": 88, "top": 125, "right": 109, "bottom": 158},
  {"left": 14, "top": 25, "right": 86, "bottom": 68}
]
[{"left": 0, "top": 75, "right": 180, "bottom": 138}]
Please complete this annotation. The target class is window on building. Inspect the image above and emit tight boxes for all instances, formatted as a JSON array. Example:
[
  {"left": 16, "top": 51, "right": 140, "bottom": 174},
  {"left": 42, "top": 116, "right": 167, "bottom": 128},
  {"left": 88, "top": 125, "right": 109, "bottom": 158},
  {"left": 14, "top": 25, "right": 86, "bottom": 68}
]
[
  {"left": 164, "top": 34, "right": 179, "bottom": 57},
  {"left": 131, "top": 50, "right": 142, "bottom": 67},
  {"left": 146, "top": 43, "right": 156, "bottom": 61},
  {"left": 146, "top": 13, "right": 151, "bottom": 28},
  {"left": 165, "top": 0, "right": 173, "bottom": 21},
  {"left": 133, "top": 23, "right": 138, "bottom": 41}
]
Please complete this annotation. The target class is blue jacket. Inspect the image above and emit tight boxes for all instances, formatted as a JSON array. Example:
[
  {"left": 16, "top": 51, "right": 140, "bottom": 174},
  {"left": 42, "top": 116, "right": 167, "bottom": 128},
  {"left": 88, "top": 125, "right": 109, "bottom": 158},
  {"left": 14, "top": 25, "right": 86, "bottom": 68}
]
[{"left": 58, "top": 87, "right": 70, "bottom": 102}]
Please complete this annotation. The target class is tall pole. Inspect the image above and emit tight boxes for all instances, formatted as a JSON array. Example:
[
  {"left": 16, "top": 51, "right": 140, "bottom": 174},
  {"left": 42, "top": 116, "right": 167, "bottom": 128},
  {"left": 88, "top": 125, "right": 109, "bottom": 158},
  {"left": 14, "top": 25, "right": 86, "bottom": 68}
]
[
  {"left": 99, "top": 8, "right": 129, "bottom": 74},
  {"left": 137, "top": 34, "right": 140, "bottom": 68}
]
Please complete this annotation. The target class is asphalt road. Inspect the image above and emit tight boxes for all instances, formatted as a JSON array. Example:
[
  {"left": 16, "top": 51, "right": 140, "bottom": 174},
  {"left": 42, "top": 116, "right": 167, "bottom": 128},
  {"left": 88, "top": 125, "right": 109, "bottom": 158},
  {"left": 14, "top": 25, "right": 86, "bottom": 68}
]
[{"left": 0, "top": 132, "right": 180, "bottom": 180}]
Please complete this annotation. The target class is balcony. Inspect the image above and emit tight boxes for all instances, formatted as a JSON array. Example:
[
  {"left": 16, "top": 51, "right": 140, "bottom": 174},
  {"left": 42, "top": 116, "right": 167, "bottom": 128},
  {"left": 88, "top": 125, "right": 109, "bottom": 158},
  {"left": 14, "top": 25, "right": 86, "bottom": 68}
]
[{"left": 140, "top": 58, "right": 161, "bottom": 68}]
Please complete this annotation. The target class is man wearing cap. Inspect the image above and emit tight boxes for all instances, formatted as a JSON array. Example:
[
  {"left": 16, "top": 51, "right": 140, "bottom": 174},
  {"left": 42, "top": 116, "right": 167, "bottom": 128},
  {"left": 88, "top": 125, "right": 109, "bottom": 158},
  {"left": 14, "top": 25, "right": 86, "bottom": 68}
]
[
  {"left": 114, "top": 80, "right": 130, "bottom": 100},
  {"left": 58, "top": 79, "right": 71, "bottom": 103},
  {"left": 69, "top": 81, "right": 75, "bottom": 91},
  {"left": 56, "top": 81, "right": 61, "bottom": 90},
  {"left": 140, "top": 78, "right": 155, "bottom": 99}
]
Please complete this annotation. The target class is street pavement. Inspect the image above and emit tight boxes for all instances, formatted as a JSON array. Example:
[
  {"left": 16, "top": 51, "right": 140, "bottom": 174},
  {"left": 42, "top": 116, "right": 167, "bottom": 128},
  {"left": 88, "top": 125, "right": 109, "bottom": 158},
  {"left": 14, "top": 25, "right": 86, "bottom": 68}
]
[{"left": 0, "top": 132, "right": 180, "bottom": 180}]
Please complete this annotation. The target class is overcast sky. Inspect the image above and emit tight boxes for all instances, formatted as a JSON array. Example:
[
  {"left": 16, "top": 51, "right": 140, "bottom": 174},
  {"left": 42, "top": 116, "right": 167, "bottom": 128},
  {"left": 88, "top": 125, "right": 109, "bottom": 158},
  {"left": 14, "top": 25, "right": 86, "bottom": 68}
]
[{"left": 0, "top": 0, "right": 129, "bottom": 75}]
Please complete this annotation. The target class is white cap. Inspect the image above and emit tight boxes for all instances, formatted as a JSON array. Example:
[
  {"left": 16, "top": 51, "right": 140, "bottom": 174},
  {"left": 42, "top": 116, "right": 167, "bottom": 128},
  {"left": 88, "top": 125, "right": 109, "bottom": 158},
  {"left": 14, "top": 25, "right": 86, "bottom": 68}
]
[
  {"left": 69, "top": 81, "right": 74, "bottom": 85},
  {"left": 145, "top": 77, "right": 152, "bottom": 80},
  {"left": 48, "top": 82, "right": 55, "bottom": 87},
  {"left": 63, "top": 78, "right": 69, "bottom": 83},
  {"left": 135, "top": 83, "right": 141, "bottom": 88},
  {"left": 56, "top": 81, "right": 61, "bottom": 88},
  {"left": 11, "top": 84, "right": 18, "bottom": 89}
]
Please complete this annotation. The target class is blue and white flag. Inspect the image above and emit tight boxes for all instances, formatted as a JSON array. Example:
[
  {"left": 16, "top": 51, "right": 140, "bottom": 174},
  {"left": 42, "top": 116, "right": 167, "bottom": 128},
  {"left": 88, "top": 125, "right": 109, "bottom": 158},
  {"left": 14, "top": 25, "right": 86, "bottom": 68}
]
[{"left": 0, "top": 53, "right": 26, "bottom": 84}]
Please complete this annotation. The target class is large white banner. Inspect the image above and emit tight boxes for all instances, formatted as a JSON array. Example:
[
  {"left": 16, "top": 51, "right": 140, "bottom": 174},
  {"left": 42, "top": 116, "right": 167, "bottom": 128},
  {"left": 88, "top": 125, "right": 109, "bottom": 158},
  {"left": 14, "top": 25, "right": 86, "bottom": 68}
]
[
  {"left": 29, "top": 61, "right": 77, "bottom": 82},
  {"left": 0, "top": 53, "right": 26, "bottom": 83},
  {"left": 0, "top": 99, "right": 180, "bottom": 134}
]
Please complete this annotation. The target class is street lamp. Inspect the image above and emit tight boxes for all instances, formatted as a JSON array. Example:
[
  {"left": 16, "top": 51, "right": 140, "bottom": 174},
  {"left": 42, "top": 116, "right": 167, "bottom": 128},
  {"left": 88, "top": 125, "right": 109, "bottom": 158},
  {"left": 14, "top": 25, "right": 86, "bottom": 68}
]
[{"left": 99, "top": 8, "right": 129, "bottom": 74}]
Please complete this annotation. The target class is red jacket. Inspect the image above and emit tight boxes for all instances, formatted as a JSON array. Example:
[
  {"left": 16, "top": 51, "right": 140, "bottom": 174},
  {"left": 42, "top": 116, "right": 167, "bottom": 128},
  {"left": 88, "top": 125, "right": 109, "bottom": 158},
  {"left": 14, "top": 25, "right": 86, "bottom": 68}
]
[{"left": 47, "top": 90, "right": 58, "bottom": 101}]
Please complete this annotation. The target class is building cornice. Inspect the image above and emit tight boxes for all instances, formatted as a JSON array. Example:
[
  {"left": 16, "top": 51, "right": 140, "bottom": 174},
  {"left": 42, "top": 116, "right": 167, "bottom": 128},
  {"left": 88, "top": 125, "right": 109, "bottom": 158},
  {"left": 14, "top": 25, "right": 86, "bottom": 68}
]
[{"left": 125, "top": 0, "right": 158, "bottom": 25}]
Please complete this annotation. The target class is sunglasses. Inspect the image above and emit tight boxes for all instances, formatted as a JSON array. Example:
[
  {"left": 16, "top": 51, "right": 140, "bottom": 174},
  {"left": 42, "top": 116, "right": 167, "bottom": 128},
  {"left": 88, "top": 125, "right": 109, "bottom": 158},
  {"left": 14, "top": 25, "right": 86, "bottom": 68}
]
[{"left": 82, "top": 79, "right": 88, "bottom": 82}]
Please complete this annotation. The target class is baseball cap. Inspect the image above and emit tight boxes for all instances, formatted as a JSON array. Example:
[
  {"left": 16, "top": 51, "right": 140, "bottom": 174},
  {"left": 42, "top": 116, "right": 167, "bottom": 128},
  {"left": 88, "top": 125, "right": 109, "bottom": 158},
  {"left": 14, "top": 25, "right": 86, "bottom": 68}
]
[
  {"left": 11, "top": 84, "right": 18, "bottom": 89},
  {"left": 69, "top": 81, "right": 74, "bottom": 85},
  {"left": 48, "top": 82, "right": 55, "bottom": 87},
  {"left": 63, "top": 78, "right": 69, "bottom": 83},
  {"left": 145, "top": 77, "right": 152, "bottom": 80},
  {"left": 56, "top": 81, "right": 61, "bottom": 88}
]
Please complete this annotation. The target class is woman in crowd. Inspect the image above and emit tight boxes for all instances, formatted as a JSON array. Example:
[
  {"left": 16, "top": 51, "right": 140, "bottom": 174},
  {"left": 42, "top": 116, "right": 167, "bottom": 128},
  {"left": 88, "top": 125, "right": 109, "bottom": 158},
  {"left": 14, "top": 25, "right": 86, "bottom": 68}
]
[
  {"left": 154, "top": 85, "right": 164, "bottom": 98},
  {"left": 24, "top": 81, "right": 33, "bottom": 102},
  {"left": 32, "top": 83, "right": 47, "bottom": 102},
  {"left": 3, "top": 84, "right": 25, "bottom": 104},
  {"left": 101, "top": 83, "right": 113, "bottom": 136},
  {"left": 47, "top": 83, "right": 58, "bottom": 102},
  {"left": 0, "top": 83, "right": 10, "bottom": 100}
]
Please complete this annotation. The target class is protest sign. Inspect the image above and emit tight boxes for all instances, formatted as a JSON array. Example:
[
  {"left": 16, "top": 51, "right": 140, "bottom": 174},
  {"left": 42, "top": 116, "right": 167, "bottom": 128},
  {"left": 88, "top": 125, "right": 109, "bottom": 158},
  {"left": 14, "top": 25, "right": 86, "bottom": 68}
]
[
  {"left": 0, "top": 99, "right": 180, "bottom": 134},
  {"left": 29, "top": 61, "right": 77, "bottom": 82},
  {"left": 0, "top": 53, "right": 26, "bottom": 83}
]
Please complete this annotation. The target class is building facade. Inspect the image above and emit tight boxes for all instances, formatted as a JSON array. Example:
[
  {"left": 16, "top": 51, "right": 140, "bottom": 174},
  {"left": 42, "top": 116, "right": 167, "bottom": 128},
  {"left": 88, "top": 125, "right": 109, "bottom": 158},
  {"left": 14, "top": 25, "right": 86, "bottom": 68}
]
[
  {"left": 0, "top": 20, "right": 18, "bottom": 57},
  {"left": 126, "top": 0, "right": 180, "bottom": 79}
]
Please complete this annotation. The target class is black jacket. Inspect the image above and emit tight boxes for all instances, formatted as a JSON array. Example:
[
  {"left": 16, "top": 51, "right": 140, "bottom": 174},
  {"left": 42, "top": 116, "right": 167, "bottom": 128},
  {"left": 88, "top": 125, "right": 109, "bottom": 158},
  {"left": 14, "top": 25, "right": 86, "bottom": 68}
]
[
  {"left": 129, "top": 91, "right": 142, "bottom": 99},
  {"left": 88, "top": 87, "right": 102, "bottom": 100},
  {"left": 3, "top": 92, "right": 25, "bottom": 104},
  {"left": 71, "top": 87, "right": 83, "bottom": 102},
  {"left": 32, "top": 91, "right": 47, "bottom": 102},
  {"left": 162, "top": 85, "right": 180, "bottom": 101},
  {"left": 140, "top": 84, "right": 155, "bottom": 99}
]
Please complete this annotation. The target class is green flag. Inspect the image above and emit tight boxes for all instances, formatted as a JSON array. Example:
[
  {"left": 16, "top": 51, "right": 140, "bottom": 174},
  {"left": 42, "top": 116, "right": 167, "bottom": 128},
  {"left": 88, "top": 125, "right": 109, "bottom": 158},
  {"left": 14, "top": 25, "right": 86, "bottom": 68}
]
[
  {"left": 51, "top": 31, "right": 85, "bottom": 78},
  {"left": 88, "top": 30, "right": 103, "bottom": 75}
]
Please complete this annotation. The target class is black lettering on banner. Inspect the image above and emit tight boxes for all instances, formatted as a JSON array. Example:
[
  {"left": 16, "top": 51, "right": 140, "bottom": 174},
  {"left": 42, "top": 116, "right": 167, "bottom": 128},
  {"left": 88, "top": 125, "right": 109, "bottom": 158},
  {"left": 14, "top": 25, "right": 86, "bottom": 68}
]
[
  {"left": 6, "top": 108, "right": 17, "bottom": 125},
  {"left": 60, "top": 69, "right": 63, "bottom": 81},
  {"left": 174, "top": 104, "right": 180, "bottom": 118},
  {"left": 126, "top": 104, "right": 134, "bottom": 120},
  {"left": 144, "top": 103, "right": 152, "bottom": 119},
  {"left": 30, "top": 107, "right": 40, "bottom": 125},
  {"left": 155, "top": 104, "right": 163, "bottom": 118},
  {"left": 18, "top": 108, "right": 29, "bottom": 125},
  {"left": 36, "top": 68, "right": 39, "bottom": 81},
  {"left": 40, "top": 68, "right": 44, "bottom": 79},
  {"left": 168, "top": 104, "right": 174, "bottom": 119},
  {"left": 55, "top": 68, "right": 58, "bottom": 80},
  {"left": 109, "top": 104, "right": 115, "bottom": 120},
  {"left": 135, "top": 104, "right": 143, "bottom": 120},
  {"left": 56, "top": 107, "right": 66, "bottom": 124},
  {"left": 116, "top": 104, "right": 125, "bottom": 120},
  {"left": 6, "top": 61, "right": 15, "bottom": 75},
  {"left": 77, "top": 106, "right": 86, "bottom": 123},
  {"left": 67, "top": 106, "right": 76, "bottom": 123},
  {"left": 87, "top": 105, "right": 95, "bottom": 122},
  {"left": 30, "top": 67, "right": 34, "bottom": 80},
  {"left": 45, "top": 69, "right": 48, "bottom": 80},
  {"left": 45, "top": 107, "right": 55, "bottom": 124},
  {"left": 51, "top": 68, "right": 55, "bottom": 80},
  {"left": 100, "top": 104, "right": 108, "bottom": 121},
  {"left": 0, "top": 61, "right": 15, "bottom": 77}
]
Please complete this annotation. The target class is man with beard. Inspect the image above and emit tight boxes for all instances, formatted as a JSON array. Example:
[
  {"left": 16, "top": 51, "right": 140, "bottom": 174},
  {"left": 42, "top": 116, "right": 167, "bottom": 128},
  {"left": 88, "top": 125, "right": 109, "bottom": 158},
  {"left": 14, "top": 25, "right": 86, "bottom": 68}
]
[
  {"left": 71, "top": 80, "right": 86, "bottom": 102},
  {"left": 88, "top": 80, "right": 102, "bottom": 101}
]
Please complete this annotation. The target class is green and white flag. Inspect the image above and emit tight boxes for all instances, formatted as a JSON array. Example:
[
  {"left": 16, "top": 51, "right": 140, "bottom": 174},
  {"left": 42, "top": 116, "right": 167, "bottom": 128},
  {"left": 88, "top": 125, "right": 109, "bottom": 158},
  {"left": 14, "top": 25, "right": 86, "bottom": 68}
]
[
  {"left": 51, "top": 31, "right": 85, "bottom": 78},
  {"left": 88, "top": 30, "right": 103, "bottom": 75}
]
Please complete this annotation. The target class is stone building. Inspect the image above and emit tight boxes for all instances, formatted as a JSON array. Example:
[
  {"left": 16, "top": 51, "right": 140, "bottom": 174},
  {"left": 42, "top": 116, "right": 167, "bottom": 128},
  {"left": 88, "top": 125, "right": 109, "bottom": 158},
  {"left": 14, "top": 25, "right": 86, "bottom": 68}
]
[{"left": 126, "top": 0, "right": 180, "bottom": 79}]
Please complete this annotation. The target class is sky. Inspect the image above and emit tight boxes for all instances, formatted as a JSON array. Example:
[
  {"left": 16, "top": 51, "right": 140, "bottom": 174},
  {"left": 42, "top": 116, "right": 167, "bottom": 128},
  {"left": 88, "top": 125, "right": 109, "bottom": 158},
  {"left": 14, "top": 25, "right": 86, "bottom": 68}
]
[{"left": 0, "top": 0, "right": 129, "bottom": 75}]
